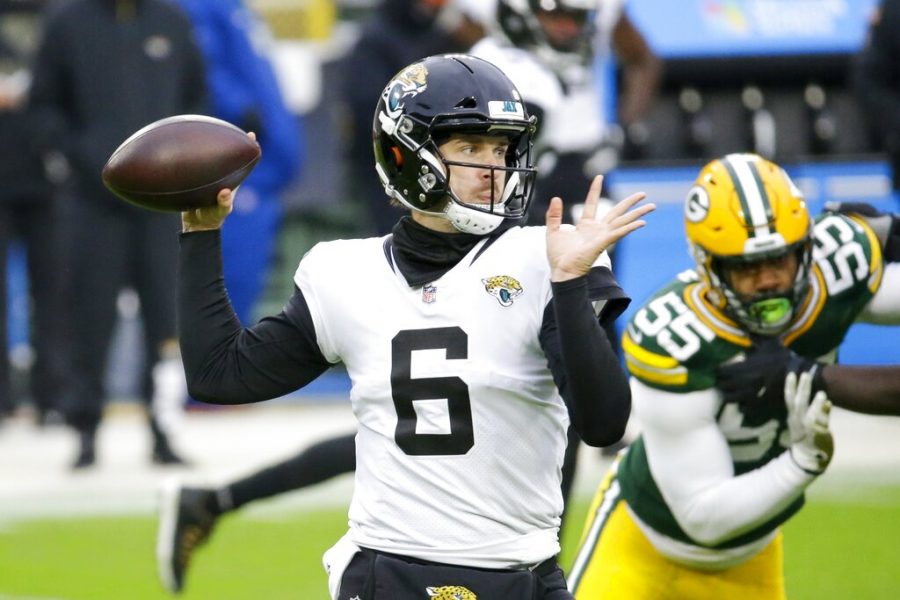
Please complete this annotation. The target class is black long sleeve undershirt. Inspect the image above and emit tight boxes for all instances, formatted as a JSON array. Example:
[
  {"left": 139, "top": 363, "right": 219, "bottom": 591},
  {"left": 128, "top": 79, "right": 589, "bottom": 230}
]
[
  {"left": 179, "top": 230, "right": 631, "bottom": 445},
  {"left": 541, "top": 276, "right": 631, "bottom": 447},
  {"left": 178, "top": 230, "right": 330, "bottom": 404}
]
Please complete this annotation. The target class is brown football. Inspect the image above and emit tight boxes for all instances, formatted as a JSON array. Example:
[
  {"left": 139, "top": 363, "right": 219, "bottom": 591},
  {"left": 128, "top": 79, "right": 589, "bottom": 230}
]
[{"left": 102, "top": 114, "right": 261, "bottom": 212}]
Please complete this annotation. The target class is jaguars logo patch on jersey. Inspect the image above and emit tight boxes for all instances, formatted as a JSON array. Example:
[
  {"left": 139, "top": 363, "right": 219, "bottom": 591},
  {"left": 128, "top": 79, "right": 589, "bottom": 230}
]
[
  {"left": 426, "top": 585, "right": 476, "bottom": 600},
  {"left": 482, "top": 275, "right": 523, "bottom": 307}
]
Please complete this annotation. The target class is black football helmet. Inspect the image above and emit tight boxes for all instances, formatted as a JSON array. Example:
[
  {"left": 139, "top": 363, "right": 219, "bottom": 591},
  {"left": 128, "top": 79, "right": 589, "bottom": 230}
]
[
  {"left": 373, "top": 54, "right": 537, "bottom": 234},
  {"left": 497, "top": 0, "right": 597, "bottom": 68}
]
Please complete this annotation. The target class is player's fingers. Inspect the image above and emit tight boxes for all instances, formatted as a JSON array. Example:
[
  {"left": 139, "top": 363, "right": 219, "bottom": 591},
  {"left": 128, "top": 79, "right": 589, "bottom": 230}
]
[
  {"left": 625, "top": 202, "right": 655, "bottom": 227},
  {"left": 545, "top": 196, "right": 564, "bottom": 232},
  {"left": 605, "top": 202, "right": 656, "bottom": 232},
  {"left": 605, "top": 191, "right": 649, "bottom": 223},
  {"left": 248, "top": 131, "right": 257, "bottom": 142},
  {"left": 809, "top": 393, "right": 831, "bottom": 429},
  {"left": 797, "top": 371, "right": 813, "bottom": 409},
  {"left": 579, "top": 175, "right": 604, "bottom": 221},
  {"left": 784, "top": 371, "right": 798, "bottom": 406},
  {"left": 217, "top": 188, "right": 232, "bottom": 206},
  {"left": 601, "top": 218, "right": 647, "bottom": 248}
]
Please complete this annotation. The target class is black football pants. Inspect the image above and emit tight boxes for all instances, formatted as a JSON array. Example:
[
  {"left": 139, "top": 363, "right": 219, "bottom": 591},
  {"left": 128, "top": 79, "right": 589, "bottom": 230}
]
[{"left": 338, "top": 548, "right": 574, "bottom": 600}]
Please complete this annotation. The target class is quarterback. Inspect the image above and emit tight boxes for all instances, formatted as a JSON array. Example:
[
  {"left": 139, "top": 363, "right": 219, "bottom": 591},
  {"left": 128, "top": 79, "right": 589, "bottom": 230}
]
[
  {"left": 173, "top": 54, "right": 653, "bottom": 599},
  {"left": 567, "top": 153, "right": 900, "bottom": 599},
  {"left": 156, "top": 4, "right": 660, "bottom": 589}
]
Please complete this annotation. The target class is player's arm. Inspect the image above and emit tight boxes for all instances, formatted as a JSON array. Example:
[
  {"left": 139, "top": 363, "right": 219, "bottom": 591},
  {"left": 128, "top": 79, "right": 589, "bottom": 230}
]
[
  {"left": 636, "top": 378, "right": 829, "bottom": 546},
  {"left": 178, "top": 194, "right": 331, "bottom": 404},
  {"left": 858, "top": 206, "right": 900, "bottom": 322},
  {"left": 26, "top": 10, "right": 76, "bottom": 163},
  {"left": 543, "top": 176, "right": 653, "bottom": 445},
  {"left": 611, "top": 13, "right": 663, "bottom": 128},
  {"left": 853, "top": 1, "right": 900, "bottom": 139},
  {"left": 829, "top": 202, "right": 900, "bottom": 323},
  {"left": 718, "top": 338, "right": 900, "bottom": 416},
  {"left": 541, "top": 272, "right": 630, "bottom": 446},
  {"left": 817, "top": 366, "right": 900, "bottom": 415}
]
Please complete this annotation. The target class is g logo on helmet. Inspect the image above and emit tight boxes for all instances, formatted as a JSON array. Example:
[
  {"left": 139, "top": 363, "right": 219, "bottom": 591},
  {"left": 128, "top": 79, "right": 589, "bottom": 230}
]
[{"left": 685, "top": 185, "right": 710, "bottom": 223}]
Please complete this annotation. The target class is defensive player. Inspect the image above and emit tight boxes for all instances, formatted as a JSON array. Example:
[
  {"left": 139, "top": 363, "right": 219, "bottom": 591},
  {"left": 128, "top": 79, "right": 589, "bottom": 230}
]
[
  {"left": 567, "top": 153, "right": 900, "bottom": 599},
  {"left": 169, "top": 54, "right": 653, "bottom": 598}
]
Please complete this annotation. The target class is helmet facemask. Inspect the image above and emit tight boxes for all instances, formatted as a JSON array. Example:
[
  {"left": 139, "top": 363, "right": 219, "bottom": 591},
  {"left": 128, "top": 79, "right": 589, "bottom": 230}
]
[
  {"left": 696, "top": 240, "right": 813, "bottom": 336},
  {"left": 433, "top": 124, "right": 536, "bottom": 234}
]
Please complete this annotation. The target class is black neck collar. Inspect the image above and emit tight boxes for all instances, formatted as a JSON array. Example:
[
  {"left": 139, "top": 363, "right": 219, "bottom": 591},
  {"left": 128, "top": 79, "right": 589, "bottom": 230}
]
[{"left": 387, "top": 216, "right": 517, "bottom": 287}]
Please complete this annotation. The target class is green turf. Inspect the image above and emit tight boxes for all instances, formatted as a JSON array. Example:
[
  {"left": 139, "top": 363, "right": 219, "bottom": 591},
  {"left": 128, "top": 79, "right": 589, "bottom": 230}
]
[{"left": 2, "top": 486, "right": 900, "bottom": 599}]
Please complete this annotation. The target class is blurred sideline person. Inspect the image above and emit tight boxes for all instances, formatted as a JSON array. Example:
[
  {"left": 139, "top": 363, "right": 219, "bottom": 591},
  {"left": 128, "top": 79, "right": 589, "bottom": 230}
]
[
  {"left": 567, "top": 154, "right": 900, "bottom": 599},
  {"left": 340, "top": 0, "right": 476, "bottom": 236},
  {"left": 854, "top": 0, "right": 900, "bottom": 207},
  {"left": 0, "top": 0, "right": 68, "bottom": 425},
  {"left": 175, "top": 0, "right": 302, "bottom": 325},
  {"left": 28, "top": 0, "right": 206, "bottom": 468},
  {"left": 160, "top": 54, "right": 654, "bottom": 597},
  {"left": 469, "top": 0, "right": 661, "bottom": 225}
]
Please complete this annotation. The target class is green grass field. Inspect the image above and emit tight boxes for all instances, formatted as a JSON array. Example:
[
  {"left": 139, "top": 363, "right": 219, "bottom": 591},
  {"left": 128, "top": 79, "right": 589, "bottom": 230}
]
[{"left": 2, "top": 484, "right": 900, "bottom": 599}]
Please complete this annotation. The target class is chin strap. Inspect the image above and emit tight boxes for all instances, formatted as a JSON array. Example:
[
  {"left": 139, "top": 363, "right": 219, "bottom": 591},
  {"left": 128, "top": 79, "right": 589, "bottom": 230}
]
[
  {"left": 444, "top": 201, "right": 505, "bottom": 234},
  {"left": 444, "top": 172, "right": 522, "bottom": 235}
]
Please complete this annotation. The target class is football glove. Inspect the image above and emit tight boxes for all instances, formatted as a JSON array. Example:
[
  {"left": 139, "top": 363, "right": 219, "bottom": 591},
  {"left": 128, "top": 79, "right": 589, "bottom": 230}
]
[
  {"left": 824, "top": 201, "right": 884, "bottom": 218},
  {"left": 784, "top": 369, "right": 834, "bottom": 474},
  {"left": 716, "top": 337, "right": 823, "bottom": 408}
]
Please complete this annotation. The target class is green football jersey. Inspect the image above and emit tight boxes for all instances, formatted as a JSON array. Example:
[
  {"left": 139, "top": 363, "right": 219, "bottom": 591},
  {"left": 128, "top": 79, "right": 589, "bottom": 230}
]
[{"left": 618, "top": 212, "right": 884, "bottom": 549}]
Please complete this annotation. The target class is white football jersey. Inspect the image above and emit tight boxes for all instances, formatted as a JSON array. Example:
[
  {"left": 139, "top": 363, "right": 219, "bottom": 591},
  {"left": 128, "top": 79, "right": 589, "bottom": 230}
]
[{"left": 295, "top": 226, "right": 597, "bottom": 568}]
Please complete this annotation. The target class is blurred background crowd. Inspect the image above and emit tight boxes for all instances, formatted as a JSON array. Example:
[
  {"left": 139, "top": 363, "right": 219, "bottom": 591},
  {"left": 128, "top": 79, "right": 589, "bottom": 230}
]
[{"left": 1, "top": 0, "right": 898, "bottom": 469}]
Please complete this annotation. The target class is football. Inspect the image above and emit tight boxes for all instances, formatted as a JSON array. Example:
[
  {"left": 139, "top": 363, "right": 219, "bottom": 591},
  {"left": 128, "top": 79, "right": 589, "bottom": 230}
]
[{"left": 102, "top": 114, "right": 262, "bottom": 212}]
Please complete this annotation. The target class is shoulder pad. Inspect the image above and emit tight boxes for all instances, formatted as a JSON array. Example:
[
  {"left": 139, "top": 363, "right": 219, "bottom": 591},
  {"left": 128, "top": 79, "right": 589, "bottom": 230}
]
[{"left": 812, "top": 212, "right": 884, "bottom": 298}]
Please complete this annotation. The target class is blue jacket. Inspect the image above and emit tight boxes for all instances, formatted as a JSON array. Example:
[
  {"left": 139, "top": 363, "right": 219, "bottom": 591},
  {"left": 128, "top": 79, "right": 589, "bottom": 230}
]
[{"left": 176, "top": 0, "right": 302, "bottom": 193}]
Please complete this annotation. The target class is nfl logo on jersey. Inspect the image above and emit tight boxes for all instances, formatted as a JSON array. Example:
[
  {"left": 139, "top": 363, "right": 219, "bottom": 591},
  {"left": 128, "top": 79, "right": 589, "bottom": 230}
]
[{"left": 422, "top": 285, "right": 437, "bottom": 303}]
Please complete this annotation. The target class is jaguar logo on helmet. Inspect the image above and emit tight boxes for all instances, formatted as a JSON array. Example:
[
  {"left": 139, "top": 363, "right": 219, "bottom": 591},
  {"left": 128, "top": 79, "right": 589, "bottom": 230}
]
[{"left": 384, "top": 63, "right": 429, "bottom": 117}]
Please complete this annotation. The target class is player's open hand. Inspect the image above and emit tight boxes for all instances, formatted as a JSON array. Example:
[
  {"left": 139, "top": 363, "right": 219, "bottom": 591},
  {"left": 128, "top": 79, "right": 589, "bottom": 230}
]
[{"left": 546, "top": 175, "right": 655, "bottom": 282}]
